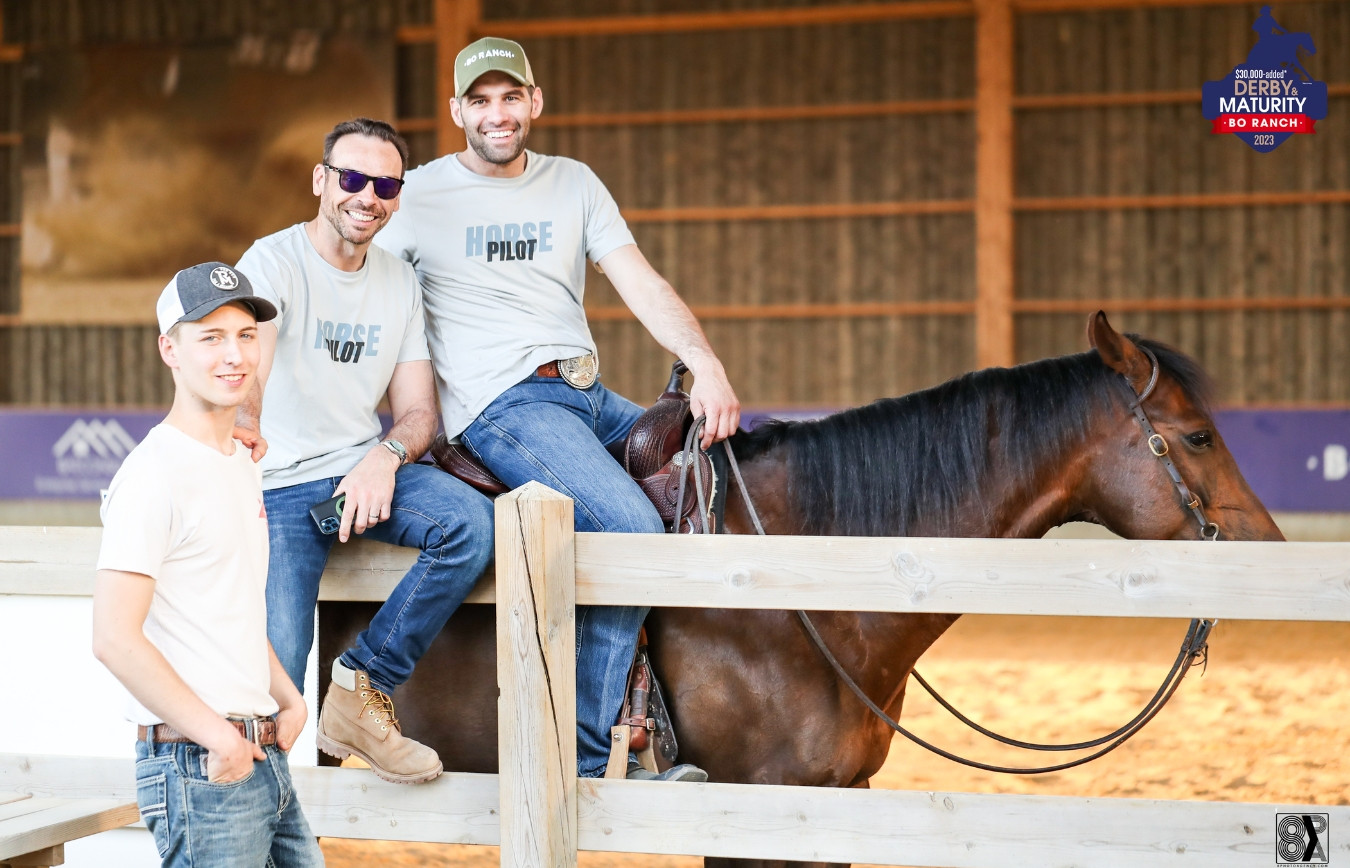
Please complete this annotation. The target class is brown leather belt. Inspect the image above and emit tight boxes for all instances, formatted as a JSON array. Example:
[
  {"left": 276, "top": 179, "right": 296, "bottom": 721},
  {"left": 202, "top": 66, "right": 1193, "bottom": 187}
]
[
  {"left": 138, "top": 717, "right": 278, "bottom": 746},
  {"left": 536, "top": 360, "right": 562, "bottom": 378}
]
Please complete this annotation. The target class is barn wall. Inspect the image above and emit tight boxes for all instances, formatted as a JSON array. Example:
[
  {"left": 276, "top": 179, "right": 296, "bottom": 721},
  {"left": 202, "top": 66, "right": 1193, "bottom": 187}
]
[{"left": 0, "top": 0, "right": 1345, "bottom": 408}]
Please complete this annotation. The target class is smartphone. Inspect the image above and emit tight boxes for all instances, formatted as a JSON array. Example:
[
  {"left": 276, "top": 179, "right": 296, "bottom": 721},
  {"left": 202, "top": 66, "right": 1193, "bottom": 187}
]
[{"left": 309, "top": 493, "right": 346, "bottom": 535}]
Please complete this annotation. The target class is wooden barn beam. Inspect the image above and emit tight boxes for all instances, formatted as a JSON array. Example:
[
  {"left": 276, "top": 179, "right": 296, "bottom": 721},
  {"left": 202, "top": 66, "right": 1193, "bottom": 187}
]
[
  {"left": 1016, "top": 190, "right": 1350, "bottom": 211},
  {"left": 974, "top": 0, "right": 1015, "bottom": 369},
  {"left": 398, "top": 2, "right": 974, "bottom": 43},
  {"left": 622, "top": 199, "right": 973, "bottom": 223},
  {"left": 433, "top": 0, "right": 480, "bottom": 158},
  {"left": 1014, "top": 0, "right": 1339, "bottom": 13},
  {"left": 1014, "top": 297, "right": 1350, "bottom": 314},
  {"left": 585, "top": 301, "right": 977, "bottom": 322},
  {"left": 534, "top": 99, "right": 974, "bottom": 129}
]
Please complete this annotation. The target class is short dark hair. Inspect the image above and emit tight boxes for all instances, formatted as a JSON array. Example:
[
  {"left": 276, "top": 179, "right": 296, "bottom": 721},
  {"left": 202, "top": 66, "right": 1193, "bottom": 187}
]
[{"left": 323, "top": 118, "right": 410, "bottom": 173}]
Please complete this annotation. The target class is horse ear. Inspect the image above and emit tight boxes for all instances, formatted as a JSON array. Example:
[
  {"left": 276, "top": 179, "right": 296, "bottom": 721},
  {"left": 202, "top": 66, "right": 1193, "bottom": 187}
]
[{"left": 1087, "top": 311, "right": 1151, "bottom": 391}]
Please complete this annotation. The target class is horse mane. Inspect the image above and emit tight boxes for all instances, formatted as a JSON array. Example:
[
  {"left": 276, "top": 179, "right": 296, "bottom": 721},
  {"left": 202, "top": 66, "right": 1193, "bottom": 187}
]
[{"left": 730, "top": 336, "right": 1212, "bottom": 537}]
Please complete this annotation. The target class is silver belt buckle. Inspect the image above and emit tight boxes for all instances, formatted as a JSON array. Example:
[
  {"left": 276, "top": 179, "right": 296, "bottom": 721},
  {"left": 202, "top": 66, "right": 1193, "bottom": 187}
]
[
  {"left": 558, "top": 352, "right": 598, "bottom": 390},
  {"left": 233, "top": 717, "right": 262, "bottom": 745}
]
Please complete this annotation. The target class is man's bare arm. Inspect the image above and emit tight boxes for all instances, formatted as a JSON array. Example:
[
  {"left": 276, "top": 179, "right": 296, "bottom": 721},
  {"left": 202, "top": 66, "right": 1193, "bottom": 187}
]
[
  {"left": 332, "top": 359, "right": 439, "bottom": 541},
  {"left": 92, "top": 569, "right": 263, "bottom": 780},
  {"left": 233, "top": 321, "right": 278, "bottom": 462},
  {"left": 598, "top": 244, "right": 740, "bottom": 446}
]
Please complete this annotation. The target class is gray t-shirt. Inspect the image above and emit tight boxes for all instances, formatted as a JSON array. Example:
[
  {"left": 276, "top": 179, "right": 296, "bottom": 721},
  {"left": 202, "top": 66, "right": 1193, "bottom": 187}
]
[
  {"left": 375, "top": 151, "right": 635, "bottom": 439},
  {"left": 236, "top": 223, "right": 430, "bottom": 489}
]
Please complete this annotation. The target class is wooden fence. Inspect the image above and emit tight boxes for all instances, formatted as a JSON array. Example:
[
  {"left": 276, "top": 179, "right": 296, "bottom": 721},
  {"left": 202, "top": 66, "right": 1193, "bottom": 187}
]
[{"left": 2, "top": 484, "right": 1350, "bottom": 864}]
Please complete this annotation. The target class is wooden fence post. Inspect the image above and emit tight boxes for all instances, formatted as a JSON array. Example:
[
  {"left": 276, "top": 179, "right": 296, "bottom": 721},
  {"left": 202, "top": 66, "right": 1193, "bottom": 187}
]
[{"left": 494, "top": 482, "right": 577, "bottom": 868}]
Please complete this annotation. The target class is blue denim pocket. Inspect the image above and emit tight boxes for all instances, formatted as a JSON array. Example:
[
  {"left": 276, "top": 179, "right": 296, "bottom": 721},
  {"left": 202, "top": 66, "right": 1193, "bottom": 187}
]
[
  {"left": 134, "top": 755, "right": 170, "bottom": 858},
  {"left": 181, "top": 744, "right": 256, "bottom": 788}
]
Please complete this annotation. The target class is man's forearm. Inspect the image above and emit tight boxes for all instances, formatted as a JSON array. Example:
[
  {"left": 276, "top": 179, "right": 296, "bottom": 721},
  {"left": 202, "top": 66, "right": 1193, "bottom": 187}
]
[
  {"left": 236, "top": 380, "right": 263, "bottom": 432},
  {"left": 385, "top": 406, "right": 439, "bottom": 462}
]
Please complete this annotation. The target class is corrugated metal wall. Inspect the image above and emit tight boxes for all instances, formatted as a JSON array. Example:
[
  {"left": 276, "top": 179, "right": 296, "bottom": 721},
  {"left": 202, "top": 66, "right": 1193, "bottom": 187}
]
[{"left": 1, "top": 0, "right": 1346, "bottom": 408}]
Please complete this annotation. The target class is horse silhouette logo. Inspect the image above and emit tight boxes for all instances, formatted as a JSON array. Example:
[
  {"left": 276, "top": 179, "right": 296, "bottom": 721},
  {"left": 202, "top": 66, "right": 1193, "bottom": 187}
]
[{"left": 1202, "top": 7, "right": 1327, "bottom": 153}]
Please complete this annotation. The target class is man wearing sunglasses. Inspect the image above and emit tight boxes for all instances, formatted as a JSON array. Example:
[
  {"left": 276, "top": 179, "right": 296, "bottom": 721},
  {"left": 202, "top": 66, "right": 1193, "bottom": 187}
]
[
  {"left": 376, "top": 38, "right": 739, "bottom": 784},
  {"left": 233, "top": 117, "right": 494, "bottom": 785}
]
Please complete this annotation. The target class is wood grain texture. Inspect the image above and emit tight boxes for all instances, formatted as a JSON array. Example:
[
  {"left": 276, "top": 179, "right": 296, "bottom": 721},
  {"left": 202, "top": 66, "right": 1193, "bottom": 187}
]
[
  {"left": 3, "top": 755, "right": 1348, "bottom": 866},
  {"left": 5, "top": 527, "right": 1349, "bottom": 621},
  {"left": 0, "top": 796, "right": 137, "bottom": 862},
  {"left": 493, "top": 484, "right": 577, "bottom": 868}
]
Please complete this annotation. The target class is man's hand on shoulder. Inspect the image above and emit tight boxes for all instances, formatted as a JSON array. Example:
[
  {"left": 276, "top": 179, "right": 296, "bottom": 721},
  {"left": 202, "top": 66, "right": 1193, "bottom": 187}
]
[
  {"left": 686, "top": 360, "right": 741, "bottom": 449},
  {"left": 334, "top": 444, "right": 401, "bottom": 542},
  {"left": 233, "top": 422, "right": 268, "bottom": 463}
]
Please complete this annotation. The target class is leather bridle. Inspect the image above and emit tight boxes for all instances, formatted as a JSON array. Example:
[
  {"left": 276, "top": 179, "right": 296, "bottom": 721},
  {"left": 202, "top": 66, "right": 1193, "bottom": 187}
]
[
  {"left": 1120, "top": 346, "right": 1221, "bottom": 542},
  {"left": 706, "top": 347, "right": 1220, "bottom": 774}
]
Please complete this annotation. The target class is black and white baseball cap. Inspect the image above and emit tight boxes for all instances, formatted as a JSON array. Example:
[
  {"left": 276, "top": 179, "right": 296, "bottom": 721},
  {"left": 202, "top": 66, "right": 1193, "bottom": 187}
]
[{"left": 156, "top": 262, "right": 277, "bottom": 335}]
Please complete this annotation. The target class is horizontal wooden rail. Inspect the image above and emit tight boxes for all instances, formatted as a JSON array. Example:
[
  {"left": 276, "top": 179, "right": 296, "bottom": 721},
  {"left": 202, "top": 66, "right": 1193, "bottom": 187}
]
[
  {"left": 1017, "top": 83, "right": 1350, "bottom": 110},
  {"left": 1017, "top": 190, "right": 1350, "bottom": 212},
  {"left": 398, "top": 0, "right": 1343, "bottom": 45},
  {"left": 14, "top": 292, "right": 1350, "bottom": 328},
  {"left": 1014, "top": 296, "right": 1350, "bottom": 314},
  {"left": 533, "top": 99, "right": 974, "bottom": 128},
  {"left": 1014, "top": 0, "right": 1340, "bottom": 14},
  {"left": 396, "top": 2, "right": 975, "bottom": 44},
  {"left": 0, "top": 792, "right": 137, "bottom": 863},
  {"left": 586, "top": 300, "right": 975, "bottom": 322},
  {"left": 6, "top": 527, "right": 1347, "bottom": 622},
  {"left": 622, "top": 199, "right": 973, "bottom": 223},
  {"left": 4, "top": 754, "right": 1348, "bottom": 866},
  {"left": 396, "top": 84, "right": 1349, "bottom": 133}
]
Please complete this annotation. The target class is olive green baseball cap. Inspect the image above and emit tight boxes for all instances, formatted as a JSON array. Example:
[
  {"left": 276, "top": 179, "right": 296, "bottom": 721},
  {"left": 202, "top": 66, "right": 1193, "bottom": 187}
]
[{"left": 454, "top": 37, "right": 535, "bottom": 98}]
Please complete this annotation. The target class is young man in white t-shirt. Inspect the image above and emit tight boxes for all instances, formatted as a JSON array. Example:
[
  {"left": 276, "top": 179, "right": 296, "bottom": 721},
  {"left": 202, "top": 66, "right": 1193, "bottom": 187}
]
[{"left": 93, "top": 262, "right": 323, "bottom": 867}]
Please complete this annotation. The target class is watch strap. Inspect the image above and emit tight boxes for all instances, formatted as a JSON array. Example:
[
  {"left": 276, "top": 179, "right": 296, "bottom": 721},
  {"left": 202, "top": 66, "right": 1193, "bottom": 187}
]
[{"left": 381, "top": 439, "right": 408, "bottom": 465}]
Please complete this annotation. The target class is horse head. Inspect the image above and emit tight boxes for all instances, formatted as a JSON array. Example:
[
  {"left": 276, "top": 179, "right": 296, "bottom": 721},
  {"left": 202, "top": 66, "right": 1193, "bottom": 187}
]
[{"left": 1082, "top": 311, "right": 1284, "bottom": 542}]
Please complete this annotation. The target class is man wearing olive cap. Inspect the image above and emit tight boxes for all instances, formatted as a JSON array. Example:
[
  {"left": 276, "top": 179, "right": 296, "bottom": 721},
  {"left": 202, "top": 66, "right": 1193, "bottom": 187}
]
[{"left": 377, "top": 37, "right": 739, "bottom": 783}]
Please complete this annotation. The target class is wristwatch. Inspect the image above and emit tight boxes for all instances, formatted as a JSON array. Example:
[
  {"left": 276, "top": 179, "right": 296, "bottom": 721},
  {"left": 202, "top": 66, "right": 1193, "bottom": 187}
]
[{"left": 381, "top": 439, "right": 409, "bottom": 466}]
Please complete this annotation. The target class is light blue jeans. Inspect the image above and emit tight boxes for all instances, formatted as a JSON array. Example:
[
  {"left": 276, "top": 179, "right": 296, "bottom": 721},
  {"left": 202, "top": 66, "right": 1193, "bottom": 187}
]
[
  {"left": 462, "top": 375, "right": 663, "bottom": 778},
  {"left": 134, "top": 736, "right": 323, "bottom": 867},
  {"left": 264, "top": 462, "right": 494, "bottom": 695}
]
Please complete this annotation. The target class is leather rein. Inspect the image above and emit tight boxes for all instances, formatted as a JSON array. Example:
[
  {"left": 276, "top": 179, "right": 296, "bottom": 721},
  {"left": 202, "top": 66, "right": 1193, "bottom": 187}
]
[{"left": 699, "top": 349, "right": 1218, "bottom": 774}]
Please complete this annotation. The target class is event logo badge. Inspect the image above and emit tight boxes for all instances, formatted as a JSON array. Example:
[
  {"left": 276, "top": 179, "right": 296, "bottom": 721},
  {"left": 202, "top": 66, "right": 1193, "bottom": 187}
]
[
  {"left": 1276, "top": 813, "right": 1329, "bottom": 866},
  {"left": 1202, "top": 6, "right": 1327, "bottom": 153},
  {"left": 42, "top": 418, "right": 139, "bottom": 495}
]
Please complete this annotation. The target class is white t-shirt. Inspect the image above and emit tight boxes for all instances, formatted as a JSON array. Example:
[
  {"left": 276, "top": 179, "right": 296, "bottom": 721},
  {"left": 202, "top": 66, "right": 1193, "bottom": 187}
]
[
  {"left": 97, "top": 424, "right": 278, "bottom": 726},
  {"left": 236, "top": 223, "right": 431, "bottom": 488},
  {"left": 376, "top": 151, "right": 636, "bottom": 439}
]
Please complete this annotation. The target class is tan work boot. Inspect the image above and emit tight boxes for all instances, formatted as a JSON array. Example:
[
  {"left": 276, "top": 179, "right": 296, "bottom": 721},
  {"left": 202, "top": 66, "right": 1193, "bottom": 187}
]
[{"left": 316, "top": 660, "right": 443, "bottom": 784}]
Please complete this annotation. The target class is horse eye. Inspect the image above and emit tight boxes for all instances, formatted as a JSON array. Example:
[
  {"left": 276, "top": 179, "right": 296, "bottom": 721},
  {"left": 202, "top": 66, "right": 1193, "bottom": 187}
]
[{"left": 1185, "top": 431, "right": 1214, "bottom": 450}]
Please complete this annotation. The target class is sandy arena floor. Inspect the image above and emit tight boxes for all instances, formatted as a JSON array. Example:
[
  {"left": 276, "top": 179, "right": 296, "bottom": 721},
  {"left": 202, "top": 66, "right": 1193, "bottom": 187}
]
[{"left": 318, "top": 615, "right": 1348, "bottom": 867}]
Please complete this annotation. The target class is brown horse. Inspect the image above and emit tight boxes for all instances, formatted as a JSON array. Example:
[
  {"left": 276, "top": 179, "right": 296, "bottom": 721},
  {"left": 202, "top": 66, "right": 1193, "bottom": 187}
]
[{"left": 319, "top": 312, "right": 1283, "bottom": 868}]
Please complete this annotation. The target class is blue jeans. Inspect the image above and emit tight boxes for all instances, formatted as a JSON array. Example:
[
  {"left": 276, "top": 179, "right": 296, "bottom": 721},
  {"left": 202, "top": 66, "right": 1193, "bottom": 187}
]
[
  {"left": 134, "top": 736, "right": 322, "bottom": 867},
  {"left": 265, "top": 462, "right": 494, "bottom": 695},
  {"left": 462, "top": 375, "right": 663, "bottom": 777}
]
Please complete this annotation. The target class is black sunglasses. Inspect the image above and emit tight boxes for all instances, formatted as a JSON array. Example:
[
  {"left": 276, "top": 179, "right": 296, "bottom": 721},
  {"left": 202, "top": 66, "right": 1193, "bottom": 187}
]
[{"left": 323, "top": 164, "right": 405, "bottom": 200}]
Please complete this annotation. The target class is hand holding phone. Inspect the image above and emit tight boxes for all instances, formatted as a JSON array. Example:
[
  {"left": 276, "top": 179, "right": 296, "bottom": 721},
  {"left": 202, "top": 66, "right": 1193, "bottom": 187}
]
[{"left": 309, "top": 493, "right": 346, "bottom": 535}]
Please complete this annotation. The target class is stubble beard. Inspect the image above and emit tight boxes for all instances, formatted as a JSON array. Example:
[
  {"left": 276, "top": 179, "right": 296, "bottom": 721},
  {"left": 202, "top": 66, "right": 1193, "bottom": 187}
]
[
  {"left": 468, "top": 122, "right": 530, "bottom": 166},
  {"left": 321, "top": 194, "right": 385, "bottom": 247}
]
